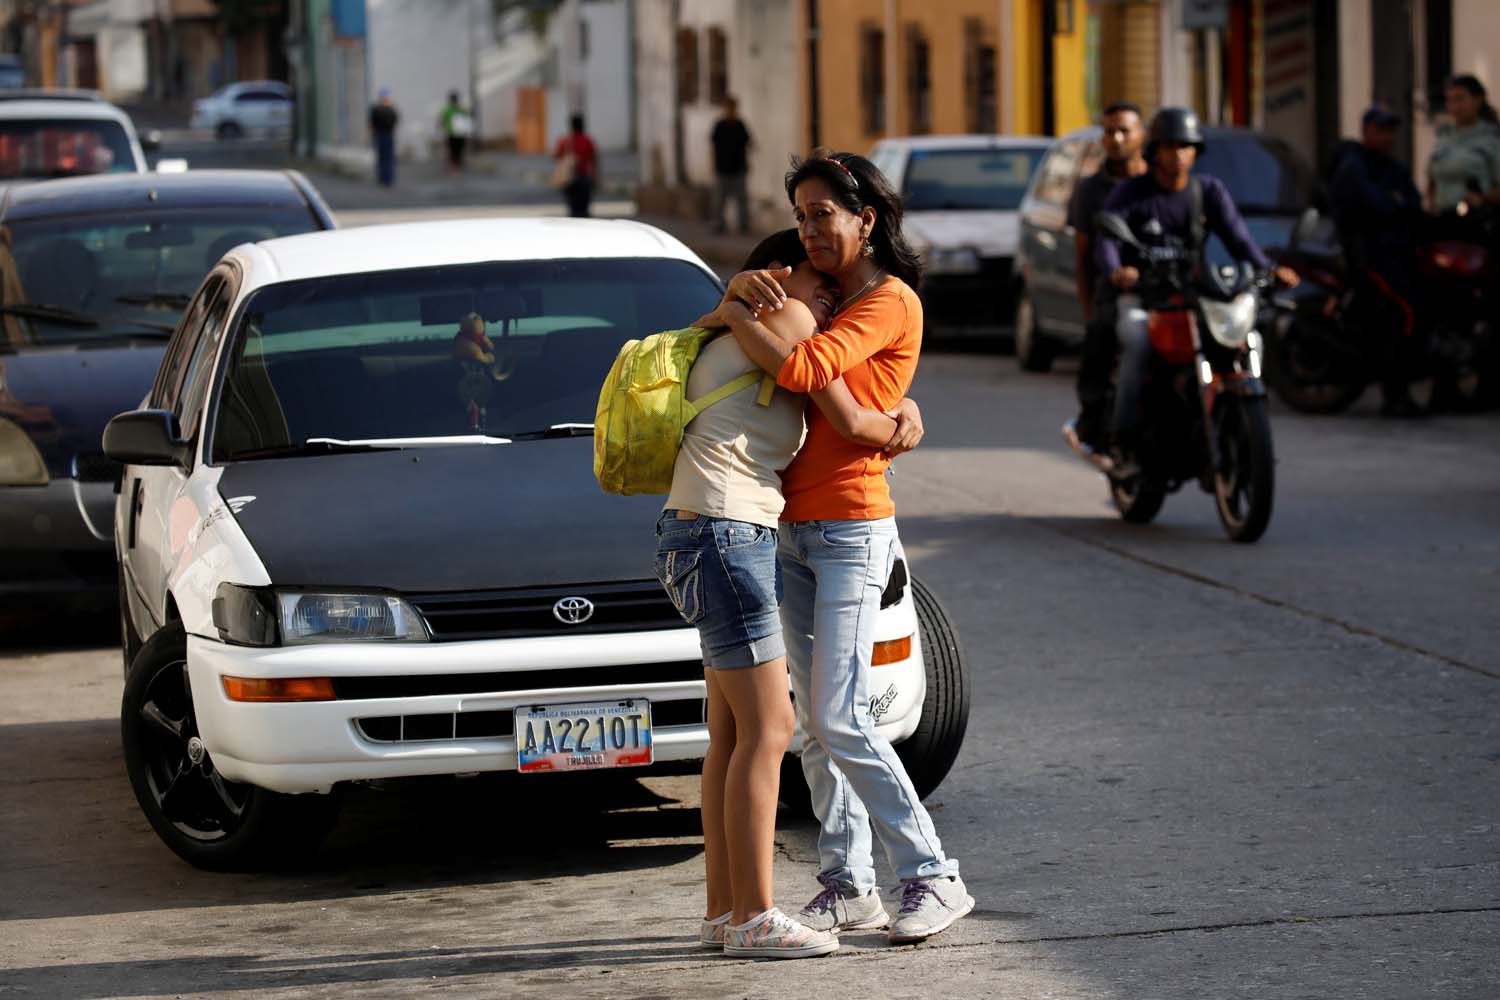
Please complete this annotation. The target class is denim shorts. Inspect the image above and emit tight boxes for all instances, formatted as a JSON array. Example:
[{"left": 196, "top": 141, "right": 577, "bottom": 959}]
[{"left": 653, "top": 510, "right": 785, "bottom": 669}]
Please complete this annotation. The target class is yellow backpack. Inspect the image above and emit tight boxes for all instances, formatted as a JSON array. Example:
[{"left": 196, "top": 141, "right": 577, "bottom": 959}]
[{"left": 594, "top": 326, "right": 774, "bottom": 495}]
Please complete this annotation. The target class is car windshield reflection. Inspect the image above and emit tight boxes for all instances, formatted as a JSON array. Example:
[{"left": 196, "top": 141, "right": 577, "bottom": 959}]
[{"left": 210, "top": 258, "right": 722, "bottom": 462}]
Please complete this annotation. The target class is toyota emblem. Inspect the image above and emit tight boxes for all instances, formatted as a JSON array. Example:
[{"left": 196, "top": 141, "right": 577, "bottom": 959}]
[{"left": 553, "top": 596, "right": 595, "bottom": 624}]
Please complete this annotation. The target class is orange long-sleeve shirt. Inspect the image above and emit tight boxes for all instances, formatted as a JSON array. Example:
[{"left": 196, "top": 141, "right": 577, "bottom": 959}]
[{"left": 774, "top": 277, "right": 922, "bottom": 521}]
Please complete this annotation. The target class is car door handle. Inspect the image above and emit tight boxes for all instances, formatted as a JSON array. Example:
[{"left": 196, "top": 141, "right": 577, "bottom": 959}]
[{"left": 1035, "top": 231, "right": 1057, "bottom": 251}]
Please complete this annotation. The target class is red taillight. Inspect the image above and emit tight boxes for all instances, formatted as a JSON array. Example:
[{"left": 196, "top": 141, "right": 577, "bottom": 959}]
[{"left": 1148, "top": 309, "right": 1197, "bottom": 364}]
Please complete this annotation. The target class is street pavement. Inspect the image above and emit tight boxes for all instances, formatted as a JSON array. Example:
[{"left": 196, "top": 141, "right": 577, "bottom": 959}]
[{"left": 2, "top": 344, "right": 1496, "bottom": 998}]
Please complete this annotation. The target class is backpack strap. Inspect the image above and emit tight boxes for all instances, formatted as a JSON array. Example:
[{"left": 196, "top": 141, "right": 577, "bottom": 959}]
[
  {"left": 1187, "top": 176, "right": 1206, "bottom": 252},
  {"left": 755, "top": 374, "right": 776, "bottom": 406},
  {"left": 686, "top": 370, "right": 767, "bottom": 417}
]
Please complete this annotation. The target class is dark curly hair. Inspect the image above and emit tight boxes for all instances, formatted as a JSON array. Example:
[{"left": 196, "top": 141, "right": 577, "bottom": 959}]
[
  {"left": 784, "top": 151, "right": 923, "bottom": 287},
  {"left": 740, "top": 228, "right": 808, "bottom": 272}
]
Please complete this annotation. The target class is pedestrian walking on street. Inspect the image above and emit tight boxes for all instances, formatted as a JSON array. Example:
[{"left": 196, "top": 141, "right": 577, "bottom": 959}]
[
  {"left": 369, "top": 88, "right": 399, "bottom": 187},
  {"left": 657, "top": 229, "right": 917, "bottom": 960},
  {"left": 553, "top": 114, "right": 597, "bottom": 217},
  {"left": 1427, "top": 74, "right": 1500, "bottom": 216},
  {"left": 702, "top": 152, "right": 973, "bottom": 946},
  {"left": 439, "top": 90, "right": 473, "bottom": 176},
  {"left": 1065, "top": 102, "right": 1147, "bottom": 455},
  {"left": 711, "top": 96, "right": 753, "bottom": 234}
]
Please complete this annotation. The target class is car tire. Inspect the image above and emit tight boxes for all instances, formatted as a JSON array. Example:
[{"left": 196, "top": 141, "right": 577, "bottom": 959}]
[
  {"left": 1014, "top": 286, "right": 1055, "bottom": 373},
  {"left": 779, "top": 576, "right": 970, "bottom": 815},
  {"left": 118, "top": 565, "right": 141, "bottom": 676},
  {"left": 894, "top": 577, "right": 970, "bottom": 799},
  {"left": 215, "top": 121, "right": 243, "bottom": 141},
  {"left": 121, "top": 622, "right": 341, "bottom": 871}
]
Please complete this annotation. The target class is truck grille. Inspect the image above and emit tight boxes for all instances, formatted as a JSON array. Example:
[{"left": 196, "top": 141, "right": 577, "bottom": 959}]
[
  {"left": 406, "top": 580, "right": 682, "bottom": 641},
  {"left": 355, "top": 698, "right": 706, "bottom": 743},
  {"left": 332, "top": 659, "right": 704, "bottom": 700}
]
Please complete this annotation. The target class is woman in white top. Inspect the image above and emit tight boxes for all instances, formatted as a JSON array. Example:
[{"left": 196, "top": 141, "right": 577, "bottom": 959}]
[{"left": 655, "top": 229, "right": 918, "bottom": 958}]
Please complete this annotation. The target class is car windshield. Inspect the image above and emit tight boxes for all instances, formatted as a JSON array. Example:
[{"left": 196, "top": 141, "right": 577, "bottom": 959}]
[
  {"left": 1194, "top": 134, "right": 1313, "bottom": 214},
  {"left": 210, "top": 258, "right": 723, "bottom": 462},
  {"left": 0, "top": 206, "right": 320, "bottom": 349},
  {"left": 902, "top": 147, "right": 1046, "bottom": 212},
  {"left": 0, "top": 119, "right": 136, "bottom": 178}
]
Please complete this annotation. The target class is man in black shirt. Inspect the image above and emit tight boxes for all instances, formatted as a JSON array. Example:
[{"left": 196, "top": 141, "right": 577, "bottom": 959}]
[
  {"left": 1065, "top": 103, "right": 1146, "bottom": 452},
  {"left": 711, "top": 97, "right": 753, "bottom": 235},
  {"left": 1328, "top": 106, "right": 1426, "bottom": 416}
]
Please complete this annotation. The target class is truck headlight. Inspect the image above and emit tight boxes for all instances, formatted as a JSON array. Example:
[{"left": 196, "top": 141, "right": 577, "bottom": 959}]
[
  {"left": 0, "top": 417, "right": 48, "bottom": 486},
  {"left": 213, "top": 584, "right": 430, "bottom": 646},
  {"left": 279, "top": 592, "right": 430, "bottom": 644},
  {"left": 927, "top": 248, "right": 981, "bottom": 275}
]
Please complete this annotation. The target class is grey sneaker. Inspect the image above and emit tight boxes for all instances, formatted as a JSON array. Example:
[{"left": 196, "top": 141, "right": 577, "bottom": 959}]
[
  {"left": 699, "top": 912, "right": 731, "bottom": 949},
  {"left": 888, "top": 876, "right": 975, "bottom": 944},
  {"left": 798, "top": 874, "right": 890, "bottom": 933}
]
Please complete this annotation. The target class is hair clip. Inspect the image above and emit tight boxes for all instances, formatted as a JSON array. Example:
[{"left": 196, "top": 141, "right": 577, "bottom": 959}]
[{"left": 823, "top": 156, "right": 859, "bottom": 189}]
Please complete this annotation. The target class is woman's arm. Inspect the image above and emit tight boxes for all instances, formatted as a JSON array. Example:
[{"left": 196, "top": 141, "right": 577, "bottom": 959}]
[{"left": 809, "top": 378, "right": 895, "bottom": 447}]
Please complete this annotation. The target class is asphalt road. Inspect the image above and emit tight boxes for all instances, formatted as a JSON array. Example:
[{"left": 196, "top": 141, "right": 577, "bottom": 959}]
[{"left": 2, "top": 328, "right": 1495, "bottom": 998}]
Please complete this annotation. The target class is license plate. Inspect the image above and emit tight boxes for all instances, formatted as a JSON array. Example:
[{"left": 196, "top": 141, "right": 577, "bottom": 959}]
[{"left": 515, "top": 699, "right": 652, "bottom": 773}]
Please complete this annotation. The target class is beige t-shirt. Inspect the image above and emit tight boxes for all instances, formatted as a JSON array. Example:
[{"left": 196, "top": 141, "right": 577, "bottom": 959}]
[{"left": 664, "top": 333, "right": 806, "bottom": 528}]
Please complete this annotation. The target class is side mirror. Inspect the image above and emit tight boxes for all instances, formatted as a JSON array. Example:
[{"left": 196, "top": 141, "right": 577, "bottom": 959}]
[
  {"left": 1095, "top": 211, "right": 1142, "bottom": 250},
  {"left": 1291, "top": 207, "right": 1320, "bottom": 247},
  {"left": 139, "top": 128, "right": 163, "bottom": 153},
  {"left": 103, "top": 409, "right": 190, "bottom": 468}
]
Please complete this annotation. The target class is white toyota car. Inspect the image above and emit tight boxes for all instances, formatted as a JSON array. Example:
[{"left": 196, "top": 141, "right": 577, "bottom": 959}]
[{"left": 105, "top": 220, "right": 969, "bottom": 869}]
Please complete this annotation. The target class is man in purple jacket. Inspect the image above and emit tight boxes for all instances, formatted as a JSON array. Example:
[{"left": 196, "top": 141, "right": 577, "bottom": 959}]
[{"left": 1094, "top": 107, "right": 1298, "bottom": 450}]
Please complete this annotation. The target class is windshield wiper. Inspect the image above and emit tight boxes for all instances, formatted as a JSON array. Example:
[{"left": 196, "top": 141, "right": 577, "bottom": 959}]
[
  {"left": 0, "top": 303, "right": 99, "bottom": 328},
  {"left": 226, "top": 440, "right": 400, "bottom": 461},
  {"left": 116, "top": 292, "right": 193, "bottom": 309},
  {"left": 502, "top": 422, "right": 594, "bottom": 440}
]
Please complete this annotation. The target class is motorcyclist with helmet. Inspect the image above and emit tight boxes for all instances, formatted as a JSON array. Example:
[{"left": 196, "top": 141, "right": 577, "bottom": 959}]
[{"left": 1088, "top": 108, "right": 1298, "bottom": 457}]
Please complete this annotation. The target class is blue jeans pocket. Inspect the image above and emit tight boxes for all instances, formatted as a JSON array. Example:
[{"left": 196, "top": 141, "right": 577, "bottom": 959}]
[{"left": 654, "top": 546, "right": 706, "bottom": 625}]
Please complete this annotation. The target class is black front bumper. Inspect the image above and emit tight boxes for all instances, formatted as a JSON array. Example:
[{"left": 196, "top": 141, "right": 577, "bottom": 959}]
[{"left": 919, "top": 257, "right": 1018, "bottom": 328}]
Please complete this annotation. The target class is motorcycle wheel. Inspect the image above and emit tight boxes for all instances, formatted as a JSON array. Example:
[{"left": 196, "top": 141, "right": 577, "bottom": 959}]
[
  {"left": 1212, "top": 396, "right": 1275, "bottom": 544},
  {"left": 1110, "top": 471, "right": 1166, "bottom": 524},
  {"left": 1267, "top": 321, "right": 1366, "bottom": 414}
]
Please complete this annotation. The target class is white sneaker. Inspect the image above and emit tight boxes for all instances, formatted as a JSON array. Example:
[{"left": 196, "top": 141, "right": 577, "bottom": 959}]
[
  {"left": 798, "top": 877, "right": 890, "bottom": 933},
  {"left": 723, "top": 907, "right": 840, "bottom": 960},
  {"left": 888, "top": 876, "right": 975, "bottom": 944},
  {"left": 699, "top": 911, "right": 732, "bottom": 949}
]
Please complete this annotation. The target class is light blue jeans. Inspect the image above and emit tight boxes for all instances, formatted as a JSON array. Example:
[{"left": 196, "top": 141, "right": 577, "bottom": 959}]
[{"left": 778, "top": 516, "right": 960, "bottom": 892}]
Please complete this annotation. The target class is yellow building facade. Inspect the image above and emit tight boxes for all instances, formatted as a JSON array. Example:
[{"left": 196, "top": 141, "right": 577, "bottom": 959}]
[{"left": 800, "top": 0, "right": 1093, "bottom": 154}]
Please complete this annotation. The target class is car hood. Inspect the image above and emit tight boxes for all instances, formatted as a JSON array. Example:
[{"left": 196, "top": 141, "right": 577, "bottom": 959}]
[
  {"left": 217, "top": 439, "right": 665, "bottom": 593},
  {"left": 0, "top": 341, "right": 165, "bottom": 476},
  {"left": 905, "top": 210, "right": 1021, "bottom": 257}
]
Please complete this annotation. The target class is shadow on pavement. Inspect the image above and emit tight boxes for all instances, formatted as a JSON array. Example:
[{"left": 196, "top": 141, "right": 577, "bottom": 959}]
[
  {"left": 0, "top": 594, "right": 119, "bottom": 654},
  {"left": 0, "top": 937, "right": 710, "bottom": 999},
  {"left": 0, "top": 709, "right": 712, "bottom": 923}
]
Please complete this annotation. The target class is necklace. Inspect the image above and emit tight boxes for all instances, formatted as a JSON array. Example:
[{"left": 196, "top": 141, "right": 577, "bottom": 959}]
[{"left": 837, "top": 268, "right": 885, "bottom": 314}]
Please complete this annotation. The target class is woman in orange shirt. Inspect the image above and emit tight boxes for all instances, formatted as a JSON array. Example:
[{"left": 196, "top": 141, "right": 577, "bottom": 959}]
[{"left": 701, "top": 153, "right": 973, "bottom": 945}]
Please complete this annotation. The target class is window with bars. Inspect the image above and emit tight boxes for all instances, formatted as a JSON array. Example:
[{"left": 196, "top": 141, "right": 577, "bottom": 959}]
[
  {"left": 963, "top": 19, "right": 997, "bottom": 134},
  {"left": 676, "top": 27, "right": 699, "bottom": 104},
  {"left": 906, "top": 24, "right": 931, "bottom": 135},
  {"left": 707, "top": 27, "right": 729, "bottom": 106},
  {"left": 860, "top": 24, "right": 885, "bottom": 135}
]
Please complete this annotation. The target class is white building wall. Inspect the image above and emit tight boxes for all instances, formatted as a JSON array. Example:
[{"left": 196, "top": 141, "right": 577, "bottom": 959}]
[
  {"left": 365, "top": 0, "right": 479, "bottom": 163},
  {"left": 542, "top": 0, "right": 632, "bottom": 153},
  {"left": 634, "top": 0, "right": 677, "bottom": 186},
  {"left": 1337, "top": 0, "right": 1373, "bottom": 138}
]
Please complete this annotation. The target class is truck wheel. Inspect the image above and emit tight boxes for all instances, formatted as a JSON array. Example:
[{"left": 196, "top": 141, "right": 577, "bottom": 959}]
[
  {"left": 121, "top": 623, "right": 341, "bottom": 870},
  {"left": 1015, "top": 287, "right": 1055, "bottom": 372}
]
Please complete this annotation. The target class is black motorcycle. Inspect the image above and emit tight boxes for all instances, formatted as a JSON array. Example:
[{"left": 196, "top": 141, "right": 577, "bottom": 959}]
[
  {"left": 1067, "top": 213, "right": 1277, "bottom": 544},
  {"left": 1270, "top": 207, "right": 1494, "bottom": 414}
]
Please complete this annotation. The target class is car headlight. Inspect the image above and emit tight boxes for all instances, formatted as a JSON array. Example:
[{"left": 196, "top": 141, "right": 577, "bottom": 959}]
[
  {"left": 213, "top": 584, "right": 430, "bottom": 647},
  {"left": 0, "top": 416, "right": 48, "bottom": 486},
  {"left": 927, "top": 247, "right": 982, "bottom": 275}
]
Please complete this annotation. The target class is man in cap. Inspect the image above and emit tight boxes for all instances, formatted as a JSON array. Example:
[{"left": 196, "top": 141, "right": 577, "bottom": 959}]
[{"left": 1328, "top": 106, "right": 1425, "bottom": 416}]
